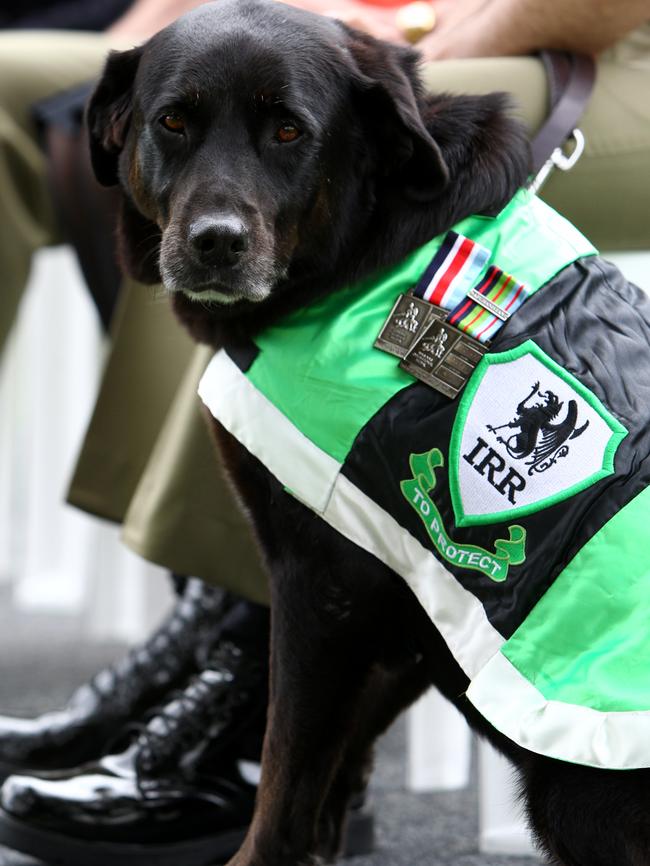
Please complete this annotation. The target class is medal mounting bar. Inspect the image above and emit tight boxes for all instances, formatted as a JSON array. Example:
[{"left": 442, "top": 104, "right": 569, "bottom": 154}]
[{"left": 465, "top": 288, "right": 510, "bottom": 322}]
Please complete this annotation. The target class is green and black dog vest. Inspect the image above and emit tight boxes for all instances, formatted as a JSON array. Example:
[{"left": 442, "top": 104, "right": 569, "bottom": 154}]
[{"left": 199, "top": 190, "right": 650, "bottom": 771}]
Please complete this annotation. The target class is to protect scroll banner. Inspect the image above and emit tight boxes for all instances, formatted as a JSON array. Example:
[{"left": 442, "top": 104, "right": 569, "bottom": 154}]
[{"left": 401, "top": 449, "right": 527, "bottom": 583}]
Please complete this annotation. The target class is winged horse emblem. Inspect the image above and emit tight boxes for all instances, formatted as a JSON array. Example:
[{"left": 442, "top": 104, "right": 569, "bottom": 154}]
[{"left": 487, "top": 381, "right": 589, "bottom": 475}]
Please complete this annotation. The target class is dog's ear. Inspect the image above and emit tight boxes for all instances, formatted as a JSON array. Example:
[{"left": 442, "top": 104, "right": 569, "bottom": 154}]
[
  {"left": 423, "top": 92, "right": 532, "bottom": 219},
  {"left": 86, "top": 46, "right": 143, "bottom": 187},
  {"left": 343, "top": 27, "right": 449, "bottom": 201}
]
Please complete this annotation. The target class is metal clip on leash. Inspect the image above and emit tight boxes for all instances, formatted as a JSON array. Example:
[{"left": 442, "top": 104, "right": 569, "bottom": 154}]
[
  {"left": 529, "top": 128, "right": 586, "bottom": 194},
  {"left": 528, "top": 52, "right": 596, "bottom": 194}
]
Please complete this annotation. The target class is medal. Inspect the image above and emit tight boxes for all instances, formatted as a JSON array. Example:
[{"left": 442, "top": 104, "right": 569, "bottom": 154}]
[
  {"left": 400, "top": 320, "right": 488, "bottom": 400},
  {"left": 374, "top": 231, "right": 528, "bottom": 399},
  {"left": 374, "top": 230, "right": 491, "bottom": 361},
  {"left": 374, "top": 293, "right": 446, "bottom": 359}
]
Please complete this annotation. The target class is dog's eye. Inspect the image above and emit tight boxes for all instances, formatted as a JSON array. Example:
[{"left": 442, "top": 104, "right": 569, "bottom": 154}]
[
  {"left": 275, "top": 123, "right": 302, "bottom": 144},
  {"left": 160, "top": 114, "right": 186, "bottom": 134}
]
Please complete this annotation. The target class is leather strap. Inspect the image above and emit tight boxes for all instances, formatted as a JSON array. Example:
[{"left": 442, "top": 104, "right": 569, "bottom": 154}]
[{"left": 531, "top": 51, "right": 597, "bottom": 174}]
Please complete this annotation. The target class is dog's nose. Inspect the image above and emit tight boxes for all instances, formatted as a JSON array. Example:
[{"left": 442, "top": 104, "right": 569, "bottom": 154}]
[{"left": 188, "top": 216, "right": 249, "bottom": 267}]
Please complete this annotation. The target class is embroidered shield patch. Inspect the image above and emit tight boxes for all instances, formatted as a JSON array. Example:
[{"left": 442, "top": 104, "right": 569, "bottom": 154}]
[{"left": 449, "top": 340, "right": 628, "bottom": 527}]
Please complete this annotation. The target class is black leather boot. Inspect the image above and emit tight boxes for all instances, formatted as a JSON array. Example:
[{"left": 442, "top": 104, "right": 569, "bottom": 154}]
[
  {"left": 0, "top": 578, "right": 229, "bottom": 781},
  {"left": 0, "top": 616, "right": 375, "bottom": 865}
]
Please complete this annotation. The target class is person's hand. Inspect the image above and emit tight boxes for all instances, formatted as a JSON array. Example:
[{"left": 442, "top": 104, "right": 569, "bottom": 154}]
[
  {"left": 418, "top": 0, "right": 513, "bottom": 60},
  {"left": 286, "top": 0, "right": 405, "bottom": 43},
  {"left": 418, "top": 0, "right": 650, "bottom": 60},
  {"left": 295, "top": 0, "right": 518, "bottom": 58}
]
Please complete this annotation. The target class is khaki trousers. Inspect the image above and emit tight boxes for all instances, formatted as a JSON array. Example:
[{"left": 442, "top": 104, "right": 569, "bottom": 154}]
[
  {"left": 0, "top": 32, "right": 121, "bottom": 353},
  {"left": 2, "top": 28, "right": 649, "bottom": 604}
]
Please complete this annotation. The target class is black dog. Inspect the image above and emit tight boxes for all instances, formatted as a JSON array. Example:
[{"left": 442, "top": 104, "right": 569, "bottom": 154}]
[{"left": 87, "top": 3, "right": 650, "bottom": 865}]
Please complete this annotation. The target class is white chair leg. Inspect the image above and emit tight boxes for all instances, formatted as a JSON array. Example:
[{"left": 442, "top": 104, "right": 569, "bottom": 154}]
[
  {"left": 478, "top": 740, "right": 537, "bottom": 855},
  {"left": 84, "top": 521, "right": 173, "bottom": 644},
  {"left": 5, "top": 246, "right": 173, "bottom": 640},
  {"left": 406, "top": 687, "right": 471, "bottom": 792},
  {"left": 0, "top": 328, "right": 21, "bottom": 584},
  {"left": 12, "top": 247, "right": 105, "bottom": 613}
]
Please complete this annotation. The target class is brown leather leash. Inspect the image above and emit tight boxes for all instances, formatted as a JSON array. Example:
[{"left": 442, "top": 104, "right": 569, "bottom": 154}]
[{"left": 529, "top": 51, "right": 597, "bottom": 192}]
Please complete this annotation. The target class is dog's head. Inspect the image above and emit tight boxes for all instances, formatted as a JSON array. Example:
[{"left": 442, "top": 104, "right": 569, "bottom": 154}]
[{"left": 87, "top": 0, "right": 452, "bottom": 310}]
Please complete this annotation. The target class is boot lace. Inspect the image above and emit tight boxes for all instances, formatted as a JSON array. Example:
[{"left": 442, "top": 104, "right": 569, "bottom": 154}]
[
  {"left": 131, "top": 641, "right": 266, "bottom": 790},
  {"left": 84, "top": 582, "right": 228, "bottom": 711}
]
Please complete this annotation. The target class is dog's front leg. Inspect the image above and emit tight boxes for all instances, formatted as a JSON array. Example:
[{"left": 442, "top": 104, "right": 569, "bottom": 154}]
[
  {"left": 317, "top": 655, "right": 432, "bottom": 861},
  {"left": 227, "top": 564, "right": 384, "bottom": 866}
]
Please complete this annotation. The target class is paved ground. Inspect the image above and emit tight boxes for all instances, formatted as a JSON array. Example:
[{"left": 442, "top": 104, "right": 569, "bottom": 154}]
[{"left": 0, "top": 589, "right": 543, "bottom": 866}]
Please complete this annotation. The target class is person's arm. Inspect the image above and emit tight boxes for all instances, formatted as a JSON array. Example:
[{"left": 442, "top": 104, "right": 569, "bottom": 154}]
[
  {"left": 420, "top": 0, "right": 650, "bottom": 60},
  {"left": 107, "top": 0, "right": 403, "bottom": 45}
]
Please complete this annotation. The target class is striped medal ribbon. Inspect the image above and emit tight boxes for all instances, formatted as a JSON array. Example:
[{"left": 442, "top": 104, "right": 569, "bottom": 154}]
[
  {"left": 374, "top": 231, "right": 491, "bottom": 360},
  {"left": 413, "top": 230, "right": 492, "bottom": 310},
  {"left": 447, "top": 265, "right": 529, "bottom": 344},
  {"left": 399, "top": 238, "right": 529, "bottom": 400}
]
